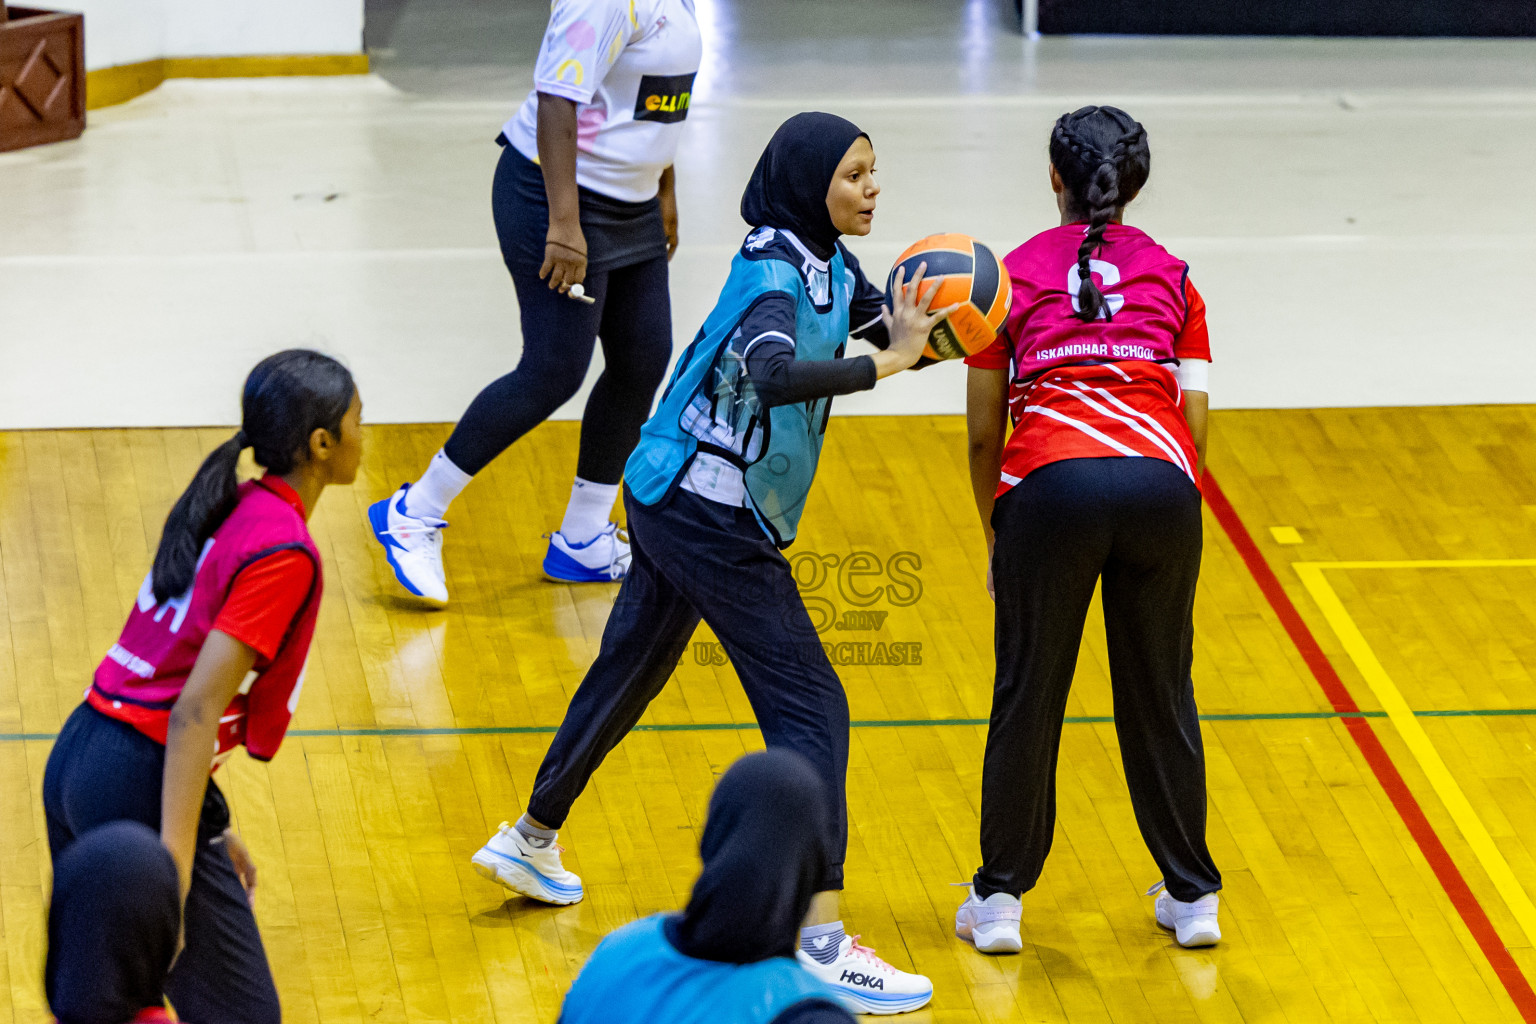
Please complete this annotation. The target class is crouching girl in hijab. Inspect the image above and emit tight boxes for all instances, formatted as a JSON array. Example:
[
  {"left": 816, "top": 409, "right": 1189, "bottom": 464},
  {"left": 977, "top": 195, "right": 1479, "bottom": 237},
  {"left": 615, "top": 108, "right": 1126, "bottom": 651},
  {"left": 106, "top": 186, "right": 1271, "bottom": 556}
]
[
  {"left": 474, "top": 112, "right": 953, "bottom": 1015},
  {"left": 559, "top": 750, "right": 855, "bottom": 1024},
  {"left": 46, "top": 821, "right": 182, "bottom": 1024}
]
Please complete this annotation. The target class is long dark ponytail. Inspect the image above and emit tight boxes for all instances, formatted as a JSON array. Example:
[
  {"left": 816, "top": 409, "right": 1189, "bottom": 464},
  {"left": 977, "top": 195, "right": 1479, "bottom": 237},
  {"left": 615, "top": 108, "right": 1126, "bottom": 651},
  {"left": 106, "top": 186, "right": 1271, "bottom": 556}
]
[
  {"left": 150, "top": 350, "right": 355, "bottom": 602},
  {"left": 1049, "top": 105, "right": 1151, "bottom": 323}
]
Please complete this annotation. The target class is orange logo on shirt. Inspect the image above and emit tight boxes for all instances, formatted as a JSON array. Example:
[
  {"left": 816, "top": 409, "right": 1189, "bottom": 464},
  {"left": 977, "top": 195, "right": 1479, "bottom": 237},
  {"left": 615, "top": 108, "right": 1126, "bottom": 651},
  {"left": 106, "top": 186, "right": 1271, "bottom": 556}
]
[{"left": 644, "top": 91, "right": 690, "bottom": 113}]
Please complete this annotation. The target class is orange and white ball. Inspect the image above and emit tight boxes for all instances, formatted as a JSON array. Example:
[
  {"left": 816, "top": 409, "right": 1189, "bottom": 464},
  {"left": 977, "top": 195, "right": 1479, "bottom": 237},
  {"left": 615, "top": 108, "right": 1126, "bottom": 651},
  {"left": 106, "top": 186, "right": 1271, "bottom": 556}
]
[{"left": 885, "top": 233, "right": 1012, "bottom": 361}]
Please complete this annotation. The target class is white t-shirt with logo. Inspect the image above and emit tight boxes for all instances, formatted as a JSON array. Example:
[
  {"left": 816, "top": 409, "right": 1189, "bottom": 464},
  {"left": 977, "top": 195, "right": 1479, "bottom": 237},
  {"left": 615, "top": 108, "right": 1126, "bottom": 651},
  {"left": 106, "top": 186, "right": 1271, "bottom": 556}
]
[{"left": 503, "top": 0, "right": 702, "bottom": 203}]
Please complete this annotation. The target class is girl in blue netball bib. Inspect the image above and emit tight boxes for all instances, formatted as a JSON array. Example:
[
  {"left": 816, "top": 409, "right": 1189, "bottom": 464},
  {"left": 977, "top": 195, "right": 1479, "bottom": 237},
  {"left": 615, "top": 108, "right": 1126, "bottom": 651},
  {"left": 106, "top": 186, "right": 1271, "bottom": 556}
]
[{"left": 473, "top": 112, "right": 954, "bottom": 1016}]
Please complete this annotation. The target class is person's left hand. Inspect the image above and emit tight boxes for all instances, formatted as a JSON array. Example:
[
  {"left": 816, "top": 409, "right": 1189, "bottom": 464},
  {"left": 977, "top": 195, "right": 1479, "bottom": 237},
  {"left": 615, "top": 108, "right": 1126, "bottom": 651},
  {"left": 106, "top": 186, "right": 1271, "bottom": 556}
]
[{"left": 222, "top": 829, "right": 258, "bottom": 905}]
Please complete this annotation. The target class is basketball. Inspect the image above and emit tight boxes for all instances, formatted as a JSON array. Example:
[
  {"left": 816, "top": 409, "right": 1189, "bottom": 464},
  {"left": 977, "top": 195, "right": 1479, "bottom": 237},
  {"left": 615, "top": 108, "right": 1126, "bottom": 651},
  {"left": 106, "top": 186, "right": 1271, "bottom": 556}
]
[{"left": 885, "top": 233, "right": 1012, "bottom": 361}]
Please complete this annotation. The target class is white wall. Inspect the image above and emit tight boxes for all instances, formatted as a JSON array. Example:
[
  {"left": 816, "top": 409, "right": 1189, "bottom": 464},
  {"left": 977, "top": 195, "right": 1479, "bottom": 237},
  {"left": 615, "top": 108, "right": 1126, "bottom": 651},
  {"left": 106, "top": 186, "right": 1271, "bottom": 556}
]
[
  {"left": 72, "top": 0, "right": 165, "bottom": 70},
  {"left": 66, "top": 0, "right": 363, "bottom": 71},
  {"left": 165, "top": 0, "right": 363, "bottom": 62}
]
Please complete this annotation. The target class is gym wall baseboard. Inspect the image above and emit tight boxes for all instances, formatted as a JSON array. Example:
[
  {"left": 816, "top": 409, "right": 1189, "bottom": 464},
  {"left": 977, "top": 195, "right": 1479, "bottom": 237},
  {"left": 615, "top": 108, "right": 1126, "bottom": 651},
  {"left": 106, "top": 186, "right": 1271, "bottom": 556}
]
[{"left": 86, "top": 53, "right": 370, "bottom": 110}]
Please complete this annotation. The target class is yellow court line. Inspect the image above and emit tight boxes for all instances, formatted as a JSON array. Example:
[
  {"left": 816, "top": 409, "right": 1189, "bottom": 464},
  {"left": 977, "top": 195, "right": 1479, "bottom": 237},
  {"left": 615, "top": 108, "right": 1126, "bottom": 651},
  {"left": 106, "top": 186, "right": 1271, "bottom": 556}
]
[{"left": 1294, "top": 559, "right": 1536, "bottom": 949}]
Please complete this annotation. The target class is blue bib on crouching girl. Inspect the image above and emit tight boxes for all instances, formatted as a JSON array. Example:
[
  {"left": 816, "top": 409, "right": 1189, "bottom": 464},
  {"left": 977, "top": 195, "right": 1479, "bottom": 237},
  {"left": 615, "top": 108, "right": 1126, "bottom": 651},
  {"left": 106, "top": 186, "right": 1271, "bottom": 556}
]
[
  {"left": 625, "top": 226, "right": 853, "bottom": 547},
  {"left": 559, "top": 915, "right": 837, "bottom": 1024}
]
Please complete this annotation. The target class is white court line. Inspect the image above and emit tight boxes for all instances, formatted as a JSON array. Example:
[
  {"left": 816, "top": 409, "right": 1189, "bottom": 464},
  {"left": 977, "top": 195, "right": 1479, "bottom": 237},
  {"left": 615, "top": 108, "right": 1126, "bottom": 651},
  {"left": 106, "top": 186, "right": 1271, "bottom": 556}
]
[
  {"left": 85, "top": 79, "right": 1536, "bottom": 119},
  {"left": 9, "top": 234, "right": 1536, "bottom": 268}
]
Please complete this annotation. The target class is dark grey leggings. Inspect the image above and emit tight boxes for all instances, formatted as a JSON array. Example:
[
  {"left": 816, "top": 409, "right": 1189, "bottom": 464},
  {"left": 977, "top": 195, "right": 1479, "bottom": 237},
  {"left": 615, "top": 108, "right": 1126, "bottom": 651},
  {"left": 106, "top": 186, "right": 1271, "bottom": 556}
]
[
  {"left": 443, "top": 255, "right": 674, "bottom": 481},
  {"left": 975, "top": 457, "right": 1221, "bottom": 904},
  {"left": 441, "top": 144, "right": 674, "bottom": 481}
]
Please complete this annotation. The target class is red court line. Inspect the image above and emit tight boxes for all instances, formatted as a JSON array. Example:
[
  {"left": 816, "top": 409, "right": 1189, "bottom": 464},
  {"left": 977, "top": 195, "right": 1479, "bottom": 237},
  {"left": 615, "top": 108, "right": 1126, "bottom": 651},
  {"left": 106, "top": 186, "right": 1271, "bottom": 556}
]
[{"left": 1203, "top": 470, "right": 1536, "bottom": 1022}]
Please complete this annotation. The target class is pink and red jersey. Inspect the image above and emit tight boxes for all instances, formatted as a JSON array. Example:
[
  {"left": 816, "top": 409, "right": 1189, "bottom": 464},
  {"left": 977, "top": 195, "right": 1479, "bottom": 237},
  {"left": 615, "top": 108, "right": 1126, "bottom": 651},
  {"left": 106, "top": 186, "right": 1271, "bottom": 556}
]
[
  {"left": 89, "top": 477, "right": 322, "bottom": 765},
  {"left": 966, "top": 223, "right": 1210, "bottom": 494}
]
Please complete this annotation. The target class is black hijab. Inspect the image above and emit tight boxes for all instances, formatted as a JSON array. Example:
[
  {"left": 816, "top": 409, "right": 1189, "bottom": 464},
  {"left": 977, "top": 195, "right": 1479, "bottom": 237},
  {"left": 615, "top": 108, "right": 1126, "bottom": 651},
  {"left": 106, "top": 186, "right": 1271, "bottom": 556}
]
[
  {"left": 46, "top": 821, "right": 181, "bottom": 1024},
  {"left": 740, "top": 112, "right": 869, "bottom": 261},
  {"left": 668, "top": 749, "right": 833, "bottom": 964}
]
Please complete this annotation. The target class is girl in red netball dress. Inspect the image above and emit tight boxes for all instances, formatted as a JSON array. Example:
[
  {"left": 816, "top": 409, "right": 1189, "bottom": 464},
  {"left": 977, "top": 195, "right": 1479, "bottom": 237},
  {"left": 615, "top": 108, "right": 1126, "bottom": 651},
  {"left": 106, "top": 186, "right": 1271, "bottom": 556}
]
[
  {"left": 42, "top": 350, "right": 361, "bottom": 1024},
  {"left": 955, "top": 106, "right": 1222, "bottom": 955}
]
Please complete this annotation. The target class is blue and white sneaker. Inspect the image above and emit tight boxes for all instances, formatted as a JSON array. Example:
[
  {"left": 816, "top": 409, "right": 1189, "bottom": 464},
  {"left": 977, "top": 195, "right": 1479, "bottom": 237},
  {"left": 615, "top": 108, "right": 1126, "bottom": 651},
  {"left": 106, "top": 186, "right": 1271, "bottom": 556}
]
[
  {"left": 795, "top": 934, "right": 933, "bottom": 1015},
  {"left": 368, "top": 484, "right": 448, "bottom": 606},
  {"left": 542, "top": 523, "right": 631, "bottom": 583},
  {"left": 471, "top": 821, "right": 584, "bottom": 905}
]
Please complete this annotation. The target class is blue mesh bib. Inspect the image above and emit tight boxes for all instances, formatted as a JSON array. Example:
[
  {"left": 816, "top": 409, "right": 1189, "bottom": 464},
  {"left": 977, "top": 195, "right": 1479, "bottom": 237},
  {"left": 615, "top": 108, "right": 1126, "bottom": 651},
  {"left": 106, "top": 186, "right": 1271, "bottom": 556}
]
[
  {"left": 626, "top": 228, "right": 853, "bottom": 546},
  {"left": 560, "top": 915, "right": 838, "bottom": 1024}
]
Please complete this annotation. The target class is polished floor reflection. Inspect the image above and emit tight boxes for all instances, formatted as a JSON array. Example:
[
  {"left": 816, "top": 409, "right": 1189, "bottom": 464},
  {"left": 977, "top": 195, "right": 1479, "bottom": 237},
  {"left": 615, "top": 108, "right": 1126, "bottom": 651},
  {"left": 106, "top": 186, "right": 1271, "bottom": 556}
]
[{"left": 3, "top": 408, "right": 1536, "bottom": 1021}]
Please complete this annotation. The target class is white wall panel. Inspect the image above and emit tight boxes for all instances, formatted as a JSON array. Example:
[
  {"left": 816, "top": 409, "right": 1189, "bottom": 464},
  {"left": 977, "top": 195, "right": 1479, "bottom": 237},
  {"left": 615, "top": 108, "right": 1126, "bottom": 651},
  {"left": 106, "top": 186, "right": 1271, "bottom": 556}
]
[{"left": 65, "top": 0, "right": 362, "bottom": 71}]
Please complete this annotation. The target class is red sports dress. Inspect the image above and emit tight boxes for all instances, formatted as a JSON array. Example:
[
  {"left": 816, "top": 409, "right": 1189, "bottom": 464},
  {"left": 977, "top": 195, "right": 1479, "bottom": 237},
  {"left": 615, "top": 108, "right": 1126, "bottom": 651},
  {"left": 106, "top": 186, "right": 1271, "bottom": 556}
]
[
  {"left": 965, "top": 223, "right": 1210, "bottom": 494},
  {"left": 88, "top": 477, "right": 322, "bottom": 765}
]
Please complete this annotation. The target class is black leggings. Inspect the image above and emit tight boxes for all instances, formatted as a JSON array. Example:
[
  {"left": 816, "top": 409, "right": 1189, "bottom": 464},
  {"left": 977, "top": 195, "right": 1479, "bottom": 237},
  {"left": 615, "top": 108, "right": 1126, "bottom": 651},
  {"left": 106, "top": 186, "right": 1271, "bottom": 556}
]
[
  {"left": 528, "top": 488, "right": 851, "bottom": 892},
  {"left": 441, "top": 224, "right": 674, "bottom": 480},
  {"left": 43, "top": 704, "right": 281, "bottom": 1024},
  {"left": 976, "top": 457, "right": 1221, "bottom": 904}
]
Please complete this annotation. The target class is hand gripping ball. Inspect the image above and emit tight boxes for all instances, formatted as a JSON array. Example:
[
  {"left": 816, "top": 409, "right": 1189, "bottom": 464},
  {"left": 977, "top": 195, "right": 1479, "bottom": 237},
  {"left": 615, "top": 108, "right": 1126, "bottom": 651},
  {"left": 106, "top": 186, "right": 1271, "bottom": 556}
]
[{"left": 885, "top": 233, "right": 1012, "bottom": 361}]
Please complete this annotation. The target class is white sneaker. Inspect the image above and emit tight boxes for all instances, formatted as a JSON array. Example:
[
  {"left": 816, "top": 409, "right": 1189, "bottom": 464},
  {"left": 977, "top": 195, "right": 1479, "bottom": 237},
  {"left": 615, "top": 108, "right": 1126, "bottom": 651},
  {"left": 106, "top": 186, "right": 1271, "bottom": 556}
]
[
  {"left": 471, "top": 822, "right": 584, "bottom": 905},
  {"left": 1152, "top": 882, "right": 1220, "bottom": 947},
  {"left": 368, "top": 484, "right": 448, "bottom": 606},
  {"left": 542, "top": 523, "right": 631, "bottom": 583},
  {"left": 796, "top": 934, "right": 933, "bottom": 1015},
  {"left": 955, "top": 888, "right": 1023, "bottom": 954}
]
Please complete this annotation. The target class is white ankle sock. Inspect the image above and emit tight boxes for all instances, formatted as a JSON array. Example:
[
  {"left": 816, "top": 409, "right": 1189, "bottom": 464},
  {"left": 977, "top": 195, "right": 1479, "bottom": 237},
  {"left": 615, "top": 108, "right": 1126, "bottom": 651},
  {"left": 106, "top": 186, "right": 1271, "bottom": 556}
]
[
  {"left": 404, "top": 449, "right": 472, "bottom": 520},
  {"left": 560, "top": 477, "right": 619, "bottom": 544}
]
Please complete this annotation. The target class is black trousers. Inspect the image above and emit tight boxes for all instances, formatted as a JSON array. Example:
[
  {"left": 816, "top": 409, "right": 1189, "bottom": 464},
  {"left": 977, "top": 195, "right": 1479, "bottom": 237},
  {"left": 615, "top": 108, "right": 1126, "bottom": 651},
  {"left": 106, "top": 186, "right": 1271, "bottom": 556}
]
[
  {"left": 528, "top": 487, "right": 851, "bottom": 891},
  {"left": 43, "top": 704, "right": 281, "bottom": 1024},
  {"left": 975, "top": 457, "right": 1222, "bottom": 904},
  {"left": 441, "top": 145, "right": 674, "bottom": 482}
]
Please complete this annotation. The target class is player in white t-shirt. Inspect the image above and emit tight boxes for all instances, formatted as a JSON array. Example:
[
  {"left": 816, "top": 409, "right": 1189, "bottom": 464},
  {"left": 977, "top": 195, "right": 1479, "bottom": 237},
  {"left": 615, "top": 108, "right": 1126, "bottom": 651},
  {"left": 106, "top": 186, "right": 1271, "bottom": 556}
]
[
  {"left": 370, "top": 0, "right": 702, "bottom": 602},
  {"left": 504, "top": 0, "right": 701, "bottom": 203}
]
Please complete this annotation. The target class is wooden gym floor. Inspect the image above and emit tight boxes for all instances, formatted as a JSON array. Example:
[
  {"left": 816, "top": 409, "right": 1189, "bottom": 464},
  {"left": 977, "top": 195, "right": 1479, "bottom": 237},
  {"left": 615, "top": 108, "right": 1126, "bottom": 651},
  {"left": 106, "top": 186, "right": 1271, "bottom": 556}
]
[{"left": 3, "top": 406, "right": 1536, "bottom": 1023}]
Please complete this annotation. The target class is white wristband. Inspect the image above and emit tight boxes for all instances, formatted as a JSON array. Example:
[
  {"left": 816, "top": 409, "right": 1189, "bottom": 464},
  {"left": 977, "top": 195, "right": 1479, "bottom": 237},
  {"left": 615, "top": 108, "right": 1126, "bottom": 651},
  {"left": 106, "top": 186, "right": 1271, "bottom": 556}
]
[{"left": 1173, "top": 358, "right": 1209, "bottom": 393}]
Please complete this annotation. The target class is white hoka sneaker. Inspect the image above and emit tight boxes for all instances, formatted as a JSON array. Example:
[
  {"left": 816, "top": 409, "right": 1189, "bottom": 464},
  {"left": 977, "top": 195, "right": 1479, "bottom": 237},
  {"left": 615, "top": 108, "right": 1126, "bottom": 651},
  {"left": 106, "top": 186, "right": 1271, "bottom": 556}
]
[
  {"left": 471, "top": 822, "right": 584, "bottom": 905},
  {"left": 795, "top": 935, "right": 933, "bottom": 1015},
  {"left": 542, "top": 523, "right": 631, "bottom": 583},
  {"left": 1151, "top": 881, "right": 1221, "bottom": 948},
  {"left": 368, "top": 484, "right": 448, "bottom": 606},
  {"left": 955, "top": 888, "right": 1023, "bottom": 954}
]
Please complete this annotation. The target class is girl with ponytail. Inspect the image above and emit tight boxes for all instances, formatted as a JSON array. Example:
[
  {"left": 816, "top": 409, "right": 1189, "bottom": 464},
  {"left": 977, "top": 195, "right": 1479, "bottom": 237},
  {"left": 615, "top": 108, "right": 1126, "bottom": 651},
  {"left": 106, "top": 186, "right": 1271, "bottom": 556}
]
[
  {"left": 43, "top": 350, "right": 361, "bottom": 1024},
  {"left": 955, "top": 106, "right": 1223, "bottom": 955}
]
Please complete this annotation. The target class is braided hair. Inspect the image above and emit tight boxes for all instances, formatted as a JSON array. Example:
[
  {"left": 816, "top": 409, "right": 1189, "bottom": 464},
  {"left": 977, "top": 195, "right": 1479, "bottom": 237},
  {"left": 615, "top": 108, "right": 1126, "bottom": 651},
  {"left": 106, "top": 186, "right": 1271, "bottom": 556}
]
[{"left": 1049, "top": 106, "right": 1150, "bottom": 323}]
